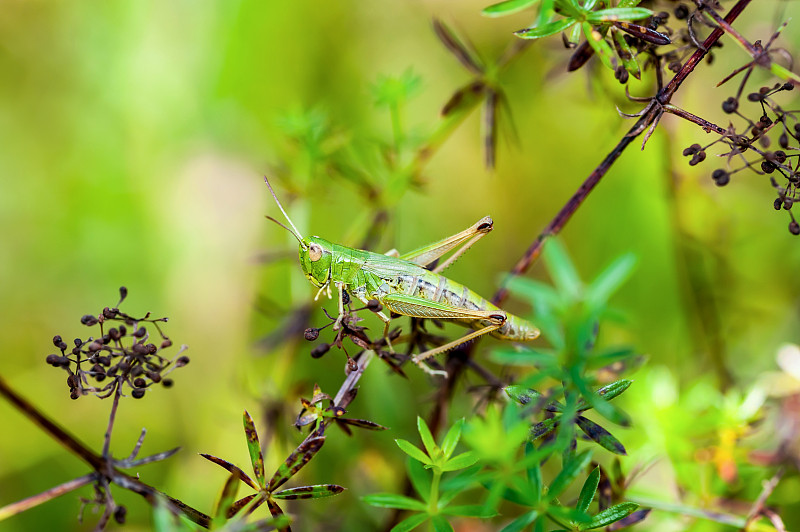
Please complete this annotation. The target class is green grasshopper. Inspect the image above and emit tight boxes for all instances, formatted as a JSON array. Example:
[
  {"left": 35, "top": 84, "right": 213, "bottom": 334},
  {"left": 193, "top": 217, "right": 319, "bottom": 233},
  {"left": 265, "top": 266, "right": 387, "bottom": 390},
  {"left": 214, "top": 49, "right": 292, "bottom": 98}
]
[{"left": 264, "top": 177, "right": 539, "bottom": 375}]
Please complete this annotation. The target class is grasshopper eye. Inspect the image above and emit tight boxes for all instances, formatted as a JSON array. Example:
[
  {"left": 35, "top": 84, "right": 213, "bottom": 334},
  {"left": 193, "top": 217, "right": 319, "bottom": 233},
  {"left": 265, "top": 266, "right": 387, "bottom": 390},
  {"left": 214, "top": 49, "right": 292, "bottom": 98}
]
[{"left": 309, "top": 243, "right": 323, "bottom": 262}]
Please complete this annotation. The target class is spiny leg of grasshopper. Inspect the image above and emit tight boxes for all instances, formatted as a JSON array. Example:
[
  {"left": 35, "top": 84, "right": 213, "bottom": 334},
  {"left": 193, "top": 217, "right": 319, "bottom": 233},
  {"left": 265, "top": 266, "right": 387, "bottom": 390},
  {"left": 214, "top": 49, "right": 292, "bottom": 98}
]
[{"left": 381, "top": 293, "right": 507, "bottom": 378}]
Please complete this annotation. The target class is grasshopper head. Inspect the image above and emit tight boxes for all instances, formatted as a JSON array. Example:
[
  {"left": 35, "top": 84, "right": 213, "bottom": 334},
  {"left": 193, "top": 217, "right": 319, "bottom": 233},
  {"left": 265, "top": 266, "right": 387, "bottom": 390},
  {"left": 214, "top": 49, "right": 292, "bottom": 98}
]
[{"left": 299, "top": 236, "right": 333, "bottom": 287}]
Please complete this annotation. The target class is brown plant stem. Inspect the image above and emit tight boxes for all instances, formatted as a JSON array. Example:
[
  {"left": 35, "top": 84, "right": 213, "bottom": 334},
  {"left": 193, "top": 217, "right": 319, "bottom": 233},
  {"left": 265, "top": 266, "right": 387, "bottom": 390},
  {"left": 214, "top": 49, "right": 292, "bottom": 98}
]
[
  {"left": 0, "top": 375, "right": 210, "bottom": 528},
  {"left": 492, "top": 0, "right": 753, "bottom": 306},
  {"left": 0, "top": 473, "right": 96, "bottom": 520}
]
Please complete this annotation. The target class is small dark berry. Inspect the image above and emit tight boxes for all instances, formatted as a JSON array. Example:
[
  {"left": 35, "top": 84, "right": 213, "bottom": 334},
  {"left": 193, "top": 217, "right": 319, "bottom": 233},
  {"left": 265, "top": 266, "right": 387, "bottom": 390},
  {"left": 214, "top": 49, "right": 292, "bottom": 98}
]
[
  {"left": 131, "top": 389, "right": 145, "bottom": 399},
  {"left": 114, "top": 505, "right": 127, "bottom": 524},
  {"left": 70, "top": 389, "right": 81, "bottom": 400},
  {"left": 783, "top": 82, "right": 794, "bottom": 91},
  {"left": 780, "top": 133, "right": 790, "bottom": 149},
  {"left": 81, "top": 315, "right": 99, "bottom": 326},
  {"left": 132, "top": 343, "right": 148, "bottom": 355},
  {"left": 109, "top": 328, "right": 120, "bottom": 341},
  {"left": 119, "top": 361, "right": 131, "bottom": 373},
  {"left": 103, "top": 307, "right": 118, "bottom": 319},
  {"left": 311, "top": 344, "right": 331, "bottom": 358},
  {"left": 775, "top": 150, "right": 787, "bottom": 163},
  {"left": 67, "top": 374, "right": 79, "bottom": 388},
  {"left": 133, "top": 377, "right": 147, "bottom": 388},
  {"left": 88, "top": 341, "right": 102, "bottom": 352},
  {"left": 146, "top": 371, "right": 161, "bottom": 383},
  {"left": 367, "top": 299, "right": 383, "bottom": 312},
  {"left": 118, "top": 325, "right": 127, "bottom": 336},
  {"left": 689, "top": 151, "right": 706, "bottom": 166},
  {"left": 785, "top": 199, "right": 793, "bottom": 210},
  {"left": 133, "top": 327, "right": 146, "bottom": 338},
  {"left": 747, "top": 92, "right": 762, "bottom": 102},
  {"left": 130, "top": 365, "right": 144, "bottom": 377},
  {"left": 162, "top": 378, "right": 174, "bottom": 388},
  {"left": 160, "top": 339, "right": 172, "bottom": 348},
  {"left": 713, "top": 172, "right": 729, "bottom": 186},
  {"left": 52, "top": 335, "right": 63, "bottom": 347},
  {"left": 304, "top": 328, "right": 320, "bottom": 341},
  {"left": 722, "top": 97, "right": 738, "bottom": 113},
  {"left": 118, "top": 286, "right": 128, "bottom": 302},
  {"left": 774, "top": 198, "right": 783, "bottom": 210},
  {"left": 176, "top": 355, "right": 190, "bottom": 367},
  {"left": 675, "top": 4, "right": 689, "bottom": 19},
  {"left": 74, "top": 338, "right": 82, "bottom": 347},
  {"left": 683, "top": 144, "right": 701, "bottom": 156},
  {"left": 790, "top": 221, "right": 800, "bottom": 235},
  {"left": 46, "top": 354, "right": 60, "bottom": 366},
  {"left": 98, "top": 356, "right": 111, "bottom": 366}
]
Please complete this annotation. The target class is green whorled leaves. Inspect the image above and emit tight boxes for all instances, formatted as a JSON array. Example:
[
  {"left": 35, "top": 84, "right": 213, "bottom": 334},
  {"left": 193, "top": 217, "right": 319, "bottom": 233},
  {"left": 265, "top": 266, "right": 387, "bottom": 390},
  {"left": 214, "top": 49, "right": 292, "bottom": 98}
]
[
  {"left": 507, "top": 379, "right": 631, "bottom": 454},
  {"left": 365, "top": 418, "right": 489, "bottom": 532},
  {"left": 482, "top": 0, "right": 541, "bottom": 17},
  {"left": 200, "top": 410, "right": 344, "bottom": 527}
]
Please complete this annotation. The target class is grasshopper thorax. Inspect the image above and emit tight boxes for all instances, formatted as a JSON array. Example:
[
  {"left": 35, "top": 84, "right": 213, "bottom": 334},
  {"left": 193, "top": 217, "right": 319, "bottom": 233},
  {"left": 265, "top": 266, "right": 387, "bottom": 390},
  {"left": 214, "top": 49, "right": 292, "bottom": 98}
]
[{"left": 299, "top": 236, "right": 333, "bottom": 288}]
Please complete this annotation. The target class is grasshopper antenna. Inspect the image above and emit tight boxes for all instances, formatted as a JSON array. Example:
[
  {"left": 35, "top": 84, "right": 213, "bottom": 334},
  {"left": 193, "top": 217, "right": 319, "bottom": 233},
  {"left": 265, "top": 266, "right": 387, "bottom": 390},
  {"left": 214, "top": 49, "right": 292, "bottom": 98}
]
[{"left": 264, "top": 176, "right": 307, "bottom": 249}]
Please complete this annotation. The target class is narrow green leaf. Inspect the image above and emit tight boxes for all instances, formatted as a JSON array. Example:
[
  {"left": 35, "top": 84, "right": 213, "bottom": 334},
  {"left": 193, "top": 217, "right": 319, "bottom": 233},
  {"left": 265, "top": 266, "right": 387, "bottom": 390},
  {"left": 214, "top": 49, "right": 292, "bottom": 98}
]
[
  {"left": 581, "top": 502, "right": 639, "bottom": 529},
  {"left": 546, "top": 450, "right": 593, "bottom": 501},
  {"left": 431, "top": 515, "right": 454, "bottom": 532},
  {"left": 363, "top": 493, "right": 427, "bottom": 511},
  {"left": 491, "top": 347, "right": 560, "bottom": 368},
  {"left": 482, "top": 0, "right": 540, "bottom": 17},
  {"left": 514, "top": 18, "right": 576, "bottom": 40},
  {"left": 505, "top": 385, "right": 544, "bottom": 405},
  {"left": 582, "top": 22, "right": 616, "bottom": 71},
  {"left": 586, "top": 254, "right": 636, "bottom": 309},
  {"left": 266, "top": 436, "right": 325, "bottom": 492},
  {"left": 199, "top": 454, "right": 260, "bottom": 491},
  {"left": 530, "top": 417, "right": 559, "bottom": 440},
  {"left": 391, "top": 513, "right": 429, "bottom": 532},
  {"left": 617, "top": 0, "right": 641, "bottom": 7},
  {"left": 499, "top": 510, "right": 540, "bottom": 532},
  {"left": 576, "top": 417, "right": 627, "bottom": 455},
  {"left": 212, "top": 472, "right": 240, "bottom": 528},
  {"left": 407, "top": 457, "right": 432, "bottom": 502},
  {"left": 525, "top": 443, "right": 542, "bottom": 504},
  {"left": 441, "top": 504, "right": 496, "bottom": 518},
  {"left": 442, "top": 451, "right": 479, "bottom": 471},
  {"left": 596, "top": 380, "right": 633, "bottom": 402},
  {"left": 396, "top": 439, "right": 432, "bottom": 465},
  {"left": 242, "top": 410, "right": 265, "bottom": 488},
  {"left": 576, "top": 467, "right": 600, "bottom": 513},
  {"left": 440, "top": 419, "right": 464, "bottom": 459},
  {"left": 566, "top": 22, "right": 582, "bottom": 46},
  {"left": 585, "top": 7, "right": 653, "bottom": 22},
  {"left": 548, "top": 505, "right": 592, "bottom": 523},
  {"left": 273, "top": 484, "right": 345, "bottom": 500},
  {"left": 439, "top": 463, "right": 483, "bottom": 493},
  {"left": 612, "top": 28, "right": 642, "bottom": 80},
  {"left": 417, "top": 417, "right": 438, "bottom": 458},
  {"left": 338, "top": 418, "right": 388, "bottom": 431},
  {"left": 542, "top": 238, "right": 582, "bottom": 300}
]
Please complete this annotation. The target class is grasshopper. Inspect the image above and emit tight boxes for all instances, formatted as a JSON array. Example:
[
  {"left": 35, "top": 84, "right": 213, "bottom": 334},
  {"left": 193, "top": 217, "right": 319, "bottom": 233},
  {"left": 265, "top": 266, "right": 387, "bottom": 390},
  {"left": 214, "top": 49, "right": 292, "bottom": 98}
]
[{"left": 264, "top": 177, "right": 539, "bottom": 375}]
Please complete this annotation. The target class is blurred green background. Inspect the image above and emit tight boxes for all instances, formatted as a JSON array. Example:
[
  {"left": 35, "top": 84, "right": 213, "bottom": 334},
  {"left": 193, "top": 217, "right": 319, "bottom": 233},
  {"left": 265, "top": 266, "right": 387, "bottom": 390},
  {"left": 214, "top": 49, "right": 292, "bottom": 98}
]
[{"left": 2, "top": 1, "right": 800, "bottom": 530}]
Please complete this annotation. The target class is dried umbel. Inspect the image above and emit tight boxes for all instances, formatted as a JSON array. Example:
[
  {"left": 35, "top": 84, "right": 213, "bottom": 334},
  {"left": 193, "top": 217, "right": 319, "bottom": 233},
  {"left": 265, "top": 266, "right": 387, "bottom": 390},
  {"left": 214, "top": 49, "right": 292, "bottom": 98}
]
[{"left": 46, "top": 287, "right": 188, "bottom": 400}]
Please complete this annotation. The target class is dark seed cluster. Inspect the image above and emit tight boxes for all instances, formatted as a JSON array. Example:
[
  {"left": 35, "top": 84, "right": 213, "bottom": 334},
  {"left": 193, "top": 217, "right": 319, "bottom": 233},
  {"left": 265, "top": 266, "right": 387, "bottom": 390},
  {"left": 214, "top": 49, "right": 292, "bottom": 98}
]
[
  {"left": 684, "top": 80, "right": 800, "bottom": 234},
  {"left": 46, "top": 287, "right": 188, "bottom": 399}
]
